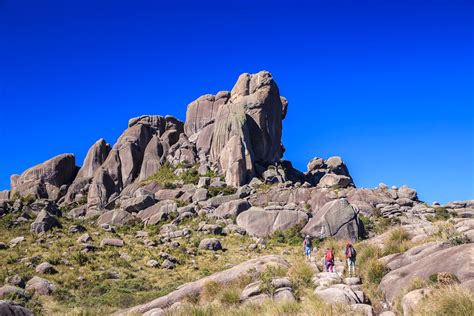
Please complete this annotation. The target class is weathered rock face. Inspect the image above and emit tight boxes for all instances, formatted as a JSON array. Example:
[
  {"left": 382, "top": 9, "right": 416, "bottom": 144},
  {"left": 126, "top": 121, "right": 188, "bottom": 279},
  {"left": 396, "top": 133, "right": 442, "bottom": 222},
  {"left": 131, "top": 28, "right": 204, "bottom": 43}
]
[
  {"left": 64, "top": 138, "right": 111, "bottom": 204},
  {"left": 182, "top": 71, "right": 286, "bottom": 187},
  {"left": 379, "top": 243, "right": 474, "bottom": 304},
  {"left": 302, "top": 198, "right": 364, "bottom": 241},
  {"left": 87, "top": 115, "right": 182, "bottom": 211},
  {"left": 11, "top": 154, "right": 77, "bottom": 200},
  {"left": 184, "top": 91, "right": 230, "bottom": 142},
  {"left": 227, "top": 71, "right": 285, "bottom": 165},
  {"left": 236, "top": 207, "right": 308, "bottom": 237}
]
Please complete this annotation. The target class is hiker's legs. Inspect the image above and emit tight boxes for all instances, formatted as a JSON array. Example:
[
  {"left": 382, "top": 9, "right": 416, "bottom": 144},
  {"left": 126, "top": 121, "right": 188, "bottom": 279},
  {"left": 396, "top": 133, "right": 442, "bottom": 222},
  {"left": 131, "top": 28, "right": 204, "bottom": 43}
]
[
  {"left": 329, "top": 262, "right": 334, "bottom": 273},
  {"left": 347, "top": 259, "right": 354, "bottom": 276},
  {"left": 325, "top": 260, "right": 329, "bottom": 272}
]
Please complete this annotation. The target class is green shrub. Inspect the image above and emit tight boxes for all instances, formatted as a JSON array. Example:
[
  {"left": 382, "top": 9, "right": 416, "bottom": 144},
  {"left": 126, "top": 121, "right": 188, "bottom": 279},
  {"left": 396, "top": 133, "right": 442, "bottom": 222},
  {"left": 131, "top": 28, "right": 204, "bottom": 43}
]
[
  {"left": 359, "top": 215, "right": 374, "bottom": 238},
  {"left": 259, "top": 266, "right": 288, "bottom": 297},
  {"left": 71, "top": 252, "right": 90, "bottom": 266},
  {"left": 270, "top": 224, "right": 304, "bottom": 246},
  {"left": 365, "top": 259, "right": 389, "bottom": 284},
  {"left": 179, "top": 167, "right": 200, "bottom": 185},
  {"left": 143, "top": 162, "right": 178, "bottom": 187},
  {"left": 427, "top": 207, "right": 451, "bottom": 222}
]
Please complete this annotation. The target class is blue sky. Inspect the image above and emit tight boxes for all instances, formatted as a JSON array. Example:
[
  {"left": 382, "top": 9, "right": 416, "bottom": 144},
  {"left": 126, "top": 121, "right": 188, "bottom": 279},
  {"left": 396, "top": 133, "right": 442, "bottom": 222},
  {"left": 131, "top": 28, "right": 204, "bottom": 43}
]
[{"left": 0, "top": 0, "right": 472, "bottom": 204}]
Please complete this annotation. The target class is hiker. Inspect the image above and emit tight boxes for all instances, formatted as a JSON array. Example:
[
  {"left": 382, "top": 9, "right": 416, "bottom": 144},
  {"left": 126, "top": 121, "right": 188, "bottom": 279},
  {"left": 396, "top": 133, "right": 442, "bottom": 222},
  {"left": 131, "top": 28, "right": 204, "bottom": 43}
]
[
  {"left": 345, "top": 242, "right": 357, "bottom": 276},
  {"left": 324, "top": 247, "right": 334, "bottom": 272},
  {"left": 303, "top": 235, "right": 313, "bottom": 260}
]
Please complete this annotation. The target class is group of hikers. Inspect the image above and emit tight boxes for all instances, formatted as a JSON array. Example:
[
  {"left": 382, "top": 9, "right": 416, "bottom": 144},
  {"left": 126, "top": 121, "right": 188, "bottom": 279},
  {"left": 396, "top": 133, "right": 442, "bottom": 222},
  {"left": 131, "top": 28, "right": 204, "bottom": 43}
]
[{"left": 303, "top": 235, "right": 357, "bottom": 276}]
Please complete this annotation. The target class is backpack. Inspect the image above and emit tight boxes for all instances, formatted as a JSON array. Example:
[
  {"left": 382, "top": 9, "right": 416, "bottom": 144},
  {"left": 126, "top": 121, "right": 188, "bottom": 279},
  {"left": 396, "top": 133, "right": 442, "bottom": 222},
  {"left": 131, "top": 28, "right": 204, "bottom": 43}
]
[
  {"left": 305, "top": 237, "right": 312, "bottom": 248},
  {"left": 348, "top": 246, "right": 357, "bottom": 259},
  {"left": 325, "top": 250, "right": 333, "bottom": 262}
]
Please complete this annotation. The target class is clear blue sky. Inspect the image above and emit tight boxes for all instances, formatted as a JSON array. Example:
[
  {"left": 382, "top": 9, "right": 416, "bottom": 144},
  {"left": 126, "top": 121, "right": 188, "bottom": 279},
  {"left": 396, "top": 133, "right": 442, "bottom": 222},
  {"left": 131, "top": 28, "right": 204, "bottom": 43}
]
[{"left": 0, "top": 0, "right": 472, "bottom": 204}]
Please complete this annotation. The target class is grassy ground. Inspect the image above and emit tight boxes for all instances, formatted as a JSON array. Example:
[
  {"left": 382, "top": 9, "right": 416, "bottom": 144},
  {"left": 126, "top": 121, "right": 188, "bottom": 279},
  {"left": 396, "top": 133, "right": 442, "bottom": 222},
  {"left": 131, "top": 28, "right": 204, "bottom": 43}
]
[{"left": 0, "top": 212, "right": 309, "bottom": 315}]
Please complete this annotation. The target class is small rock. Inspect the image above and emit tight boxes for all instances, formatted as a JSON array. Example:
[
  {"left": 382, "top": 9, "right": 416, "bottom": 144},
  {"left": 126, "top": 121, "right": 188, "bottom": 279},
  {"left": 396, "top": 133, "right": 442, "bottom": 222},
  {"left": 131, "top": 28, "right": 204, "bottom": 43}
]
[
  {"left": 198, "top": 238, "right": 222, "bottom": 251},
  {"left": 192, "top": 188, "right": 208, "bottom": 203},
  {"left": 100, "top": 238, "right": 124, "bottom": 247},
  {"left": 146, "top": 260, "right": 160, "bottom": 268},
  {"left": 162, "top": 259, "right": 176, "bottom": 269},
  {"left": 144, "top": 239, "right": 157, "bottom": 247},
  {"left": 0, "top": 285, "right": 30, "bottom": 300},
  {"left": 197, "top": 177, "right": 210, "bottom": 188},
  {"left": 0, "top": 242, "right": 6, "bottom": 250},
  {"left": 344, "top": 277, "right": 361, "bottom": 286},
  {"left": 35, "top": 262, "right": 58, "bottom": 274},
  {"left": 5, "top": 275, "right": 25, "bottom": 288},
  {"left": 26, "top": 276, "right": 55, "bottom": 295},
  {"left": 68, "top": 224, "right": 86, "bottom": 234},
  {"left": 77, "top": 233, "right": 92, "bottom": 243},
  {"left": 120, "top": 253, "right": 132, "bottom": 261},
  {"left": 99, "top": 223, "right": 116, "bottom": 232},
  {"left": 9, "top": 236, "right": 25, "bottom": 247}
]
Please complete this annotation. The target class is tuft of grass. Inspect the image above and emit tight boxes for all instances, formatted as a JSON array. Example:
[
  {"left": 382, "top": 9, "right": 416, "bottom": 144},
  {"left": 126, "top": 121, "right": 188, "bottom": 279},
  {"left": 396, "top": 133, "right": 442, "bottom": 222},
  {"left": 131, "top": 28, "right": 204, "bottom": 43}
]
[
  {"left": 201, "top": 281, "right": 223, "bottom": 303},
  {"left": 218, "top": 287, "right": 241, "bottom": 306},
  {"left": 414, "top": 285, "right": 474, "bottom": 315},
  {"left": 288, "top": 260, "right": 314, "bottom": 299},
  {"left": 382, "top": 227, "right": 412, "bottom": 255}
]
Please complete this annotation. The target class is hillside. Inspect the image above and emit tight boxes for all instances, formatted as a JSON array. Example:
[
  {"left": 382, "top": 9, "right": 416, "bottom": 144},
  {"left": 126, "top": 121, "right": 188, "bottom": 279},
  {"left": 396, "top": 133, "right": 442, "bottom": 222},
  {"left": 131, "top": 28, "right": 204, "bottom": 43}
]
[{"left": 0, "top": 71, "right": 473, "bottom": 316}]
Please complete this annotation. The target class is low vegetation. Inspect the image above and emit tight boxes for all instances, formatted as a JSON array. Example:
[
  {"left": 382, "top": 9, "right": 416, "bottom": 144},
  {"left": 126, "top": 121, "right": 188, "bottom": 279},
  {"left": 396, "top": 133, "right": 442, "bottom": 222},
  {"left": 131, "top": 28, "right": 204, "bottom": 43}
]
[
  {"left": 382, "top": 227, "right": 412, "bottom": 255},
  {"left": 142, "top": 163, "right": 201, "bottom": 188},
  {"left": 414, "top": 285, "right": 474, "bottom": 315}
]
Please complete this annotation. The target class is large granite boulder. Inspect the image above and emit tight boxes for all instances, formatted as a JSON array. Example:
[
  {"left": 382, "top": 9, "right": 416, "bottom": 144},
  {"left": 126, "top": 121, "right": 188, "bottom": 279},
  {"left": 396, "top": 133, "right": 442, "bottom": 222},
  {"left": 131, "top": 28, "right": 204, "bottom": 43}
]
[
  {"left": 379, "top": 243, "right": 474, "bottom": 304},
  {"left": 115, "top": 255, "right": 289, "bottom": 315},
  {"left": 214, "top": 199, "right": 251, "bottom": 219},
  {"left": 11, "top": 154, "right": 77, "bottom": 200},
  {"left": 302, "top": 198, "right": 364, "bottom": 241},
  {"left": 64, "top": 138, "right": 110, "bottom": 204},
  {"left": 236, "top": 207, "right": 308, "bottom": 237},
  {"left": 30, "top": 210, "right": 60, "bottom": 234},
  {"left": 97, "top": 210, "right": 136, "bottom": 226}
]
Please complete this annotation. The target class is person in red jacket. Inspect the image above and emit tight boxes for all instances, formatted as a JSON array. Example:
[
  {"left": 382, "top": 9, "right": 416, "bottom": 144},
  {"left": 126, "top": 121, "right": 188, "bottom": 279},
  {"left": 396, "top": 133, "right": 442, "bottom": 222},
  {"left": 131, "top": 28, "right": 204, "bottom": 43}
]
[
  {"left": 325, "top": 247, "right": 334, "bottom": 272},
  {"left": 345, "top": 241, "right": 357, "bottom": 277}
]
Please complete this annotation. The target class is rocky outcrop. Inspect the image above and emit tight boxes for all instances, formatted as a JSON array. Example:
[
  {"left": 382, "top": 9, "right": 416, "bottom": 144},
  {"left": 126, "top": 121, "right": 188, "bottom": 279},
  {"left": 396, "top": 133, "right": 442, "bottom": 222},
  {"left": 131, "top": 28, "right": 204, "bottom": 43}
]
[
  {"left": 183, "top": 71, "right": 286, "bottom": 187},
  {"left": 379, "top": 243, "right": 474, "bottom": 304},
  {"left": 11, "top": 154, "right": 77, "bottom": 200},
  {"left": 63, "top": 138, "right": 110, "bottom": 204},
  {"left": 236, "top": 207, "right": 308, "bottom": 237},
  {"left": 306, "top": 156, "right": 354, "bottom": 188},
  {"left": 115, "top": 255, "right": 289, "bottom": 315},
  {"left": 302, "top": 198, "right": 364, "bottom": 241},
  {"left": 87, "top": 115, "right": 182, "bottom": 211}
]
